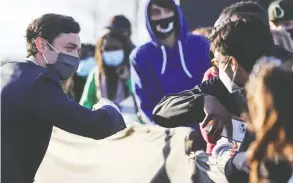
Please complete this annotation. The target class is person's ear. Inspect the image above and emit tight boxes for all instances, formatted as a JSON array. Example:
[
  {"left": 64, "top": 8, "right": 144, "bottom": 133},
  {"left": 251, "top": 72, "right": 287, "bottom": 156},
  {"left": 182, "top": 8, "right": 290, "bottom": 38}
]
[
  {"left": 230, "top": 57, "right": 239, "bottom": 72},
  {"left": 35, "top": 37, "right": 47, "bottom": 54}
]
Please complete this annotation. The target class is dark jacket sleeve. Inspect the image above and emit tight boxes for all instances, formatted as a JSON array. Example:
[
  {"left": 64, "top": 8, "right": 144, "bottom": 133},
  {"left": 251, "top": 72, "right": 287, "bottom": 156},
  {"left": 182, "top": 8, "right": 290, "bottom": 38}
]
[
  {"left": 225, "top": 131, "right": 292, "bottom": 183},
  {"left": 224, "top": 155, "right": 249, "bottom": 183},
  {"left": 152, "top": 76, "right": 232, "bottom": 127},
  {"left": 25, "top": 73, "right": 126, "bottom": 140}
]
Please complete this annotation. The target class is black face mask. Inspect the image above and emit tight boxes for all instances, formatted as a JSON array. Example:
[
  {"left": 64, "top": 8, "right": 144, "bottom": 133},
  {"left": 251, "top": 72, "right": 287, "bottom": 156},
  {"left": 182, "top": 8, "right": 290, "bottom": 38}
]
[
  {"left": 150, "top": 16, "right": 177, "bottom": 39},
  {"left": 42, "top": 40, "right": 80, "bottom": 81}
]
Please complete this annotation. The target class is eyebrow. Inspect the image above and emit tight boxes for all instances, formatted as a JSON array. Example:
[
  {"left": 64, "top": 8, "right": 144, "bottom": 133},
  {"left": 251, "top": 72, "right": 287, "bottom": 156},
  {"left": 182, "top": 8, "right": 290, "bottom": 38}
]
[
  {"left": 66, "top": 43, "right": 80, "bottom": 49},
  {"left": 151, "top": 7, "right": 161, "bottom": 12}
]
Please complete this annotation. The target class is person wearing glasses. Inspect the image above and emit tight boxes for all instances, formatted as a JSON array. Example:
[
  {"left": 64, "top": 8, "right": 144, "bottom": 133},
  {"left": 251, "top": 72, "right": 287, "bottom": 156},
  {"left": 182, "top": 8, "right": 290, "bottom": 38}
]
[
  {"left": 153, "top": 0, "right": 293, "bottom": 153},
  {"left": 152, "top": 10, "right": 293, "bottom": 182},
  {"left": 153, "top": 13, "right": 274, "bottom": 138}
]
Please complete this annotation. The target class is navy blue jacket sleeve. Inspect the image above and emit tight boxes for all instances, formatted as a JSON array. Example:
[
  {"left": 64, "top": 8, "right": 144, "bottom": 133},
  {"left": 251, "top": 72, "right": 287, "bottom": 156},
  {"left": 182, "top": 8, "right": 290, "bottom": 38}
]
[
  {"left": 25, "top": 73, "right": 126, "bottom": 140},
  {"left": 224, "top": 155, "right": 249, "bottom": 183}
]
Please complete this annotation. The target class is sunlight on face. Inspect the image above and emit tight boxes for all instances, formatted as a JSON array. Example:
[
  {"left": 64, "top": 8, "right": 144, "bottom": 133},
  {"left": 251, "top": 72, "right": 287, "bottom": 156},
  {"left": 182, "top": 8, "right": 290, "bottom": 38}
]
[{"left": 52, "top": 33, "right": 81, "bottom": 58}]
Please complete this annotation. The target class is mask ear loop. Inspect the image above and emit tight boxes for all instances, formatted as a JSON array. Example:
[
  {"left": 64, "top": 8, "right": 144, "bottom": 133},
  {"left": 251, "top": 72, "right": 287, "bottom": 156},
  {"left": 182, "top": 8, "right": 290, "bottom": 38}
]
[
  {"left": 231, "top": 62, "right": 238, "bottom": 85},
  {"left": 43, "top": 39, "right": 60, "bottom": 53},
  {"left": 42, "top": 54, "right": 49, "bottom": 64},
  {"left": 223, "top": 58, "right": 237, "bottom": 87},
  {"left": 42, "top": 39, "right": 60, "bottom": 64}
]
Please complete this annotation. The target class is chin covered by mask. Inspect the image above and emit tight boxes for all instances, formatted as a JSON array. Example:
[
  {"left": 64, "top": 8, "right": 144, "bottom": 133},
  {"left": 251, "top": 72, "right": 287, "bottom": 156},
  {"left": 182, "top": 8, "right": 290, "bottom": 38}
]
[
  {"left": 42, "top": 40, "right": 80, "bottom": 80},
  {"left": 150, "top": 16, "right": 177, "bottom": 38},
  {"left": 219, "top": 64, "right": 242, "bottom": 93},
  {"left": 102, "top": 50, "right": 124, "bottom": 67}
]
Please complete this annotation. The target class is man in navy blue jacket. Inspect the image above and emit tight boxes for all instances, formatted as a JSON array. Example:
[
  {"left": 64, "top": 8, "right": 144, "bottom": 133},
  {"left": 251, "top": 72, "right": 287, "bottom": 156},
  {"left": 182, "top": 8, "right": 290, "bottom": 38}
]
[{"left": 1, "top": 13, "right": 126, "bottom": 183}]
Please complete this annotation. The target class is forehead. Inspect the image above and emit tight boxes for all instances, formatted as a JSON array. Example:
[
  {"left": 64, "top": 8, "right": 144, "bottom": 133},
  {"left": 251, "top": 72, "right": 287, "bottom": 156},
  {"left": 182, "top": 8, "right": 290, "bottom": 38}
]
[
  {"left": 151, "top": 4, "right": 171, "bottom": 11},
  {"left": 53, "top": 33, "right": 81, "bottom": 49}
]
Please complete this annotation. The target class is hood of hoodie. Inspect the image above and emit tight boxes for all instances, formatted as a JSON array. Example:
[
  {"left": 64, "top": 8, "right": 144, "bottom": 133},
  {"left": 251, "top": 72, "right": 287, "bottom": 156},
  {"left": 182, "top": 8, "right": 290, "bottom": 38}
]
[{"left": 145, "top": 0, "right": 188, "bottom": 46}]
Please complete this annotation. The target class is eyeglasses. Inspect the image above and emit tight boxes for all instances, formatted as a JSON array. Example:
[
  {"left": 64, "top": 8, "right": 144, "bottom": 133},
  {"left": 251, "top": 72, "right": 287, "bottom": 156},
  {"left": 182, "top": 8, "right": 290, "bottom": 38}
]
[
  {"left": 211, "top": 58, "right": 229, "bottom": 70},
  {"left": 211, "top": 58, "right": 219, "bottom": 68},
  {"left": 209, "top": 49, "right": 231, "bottom": 69}
]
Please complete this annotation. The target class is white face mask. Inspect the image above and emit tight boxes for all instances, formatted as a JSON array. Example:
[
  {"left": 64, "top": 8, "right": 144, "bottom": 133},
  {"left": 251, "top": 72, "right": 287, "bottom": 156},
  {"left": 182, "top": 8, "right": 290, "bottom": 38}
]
[
  {"left": 102, "top": 50, "right": 124, "bottom": 67},
  {"left": 219, "top": 63, "right": 242, "bottom": 93}
]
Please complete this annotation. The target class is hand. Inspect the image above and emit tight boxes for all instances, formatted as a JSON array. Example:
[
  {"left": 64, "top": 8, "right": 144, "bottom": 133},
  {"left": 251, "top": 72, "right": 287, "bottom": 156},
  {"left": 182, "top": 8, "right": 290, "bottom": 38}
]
[
  {"left": 93, "top": 98, "right": 120, "bottom": 113},
  {"left": 229, "top": 143, "right": 238, "bottom": 158},
  {"left": 232, "top": 152, "right": 250, "bottom": 174},
  {"left": 201, "top": 95, "right": 233, "bottom": 139},
  {"left": 117, "top": 66, "right": 129, "bottom": 80}
]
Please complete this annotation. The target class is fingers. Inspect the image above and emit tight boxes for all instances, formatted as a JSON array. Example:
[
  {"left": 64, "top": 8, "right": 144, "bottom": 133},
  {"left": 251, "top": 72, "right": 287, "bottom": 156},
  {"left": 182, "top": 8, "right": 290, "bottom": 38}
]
[
  {"left": 202, "top": 114, "right": 233, "bottom": 139},
  {"left": 201, "top": 114, "right": 214, "bottom": 128},
  {"left": 92, "top": 104, "right": 98, "bottom": 111},
  {"left": 229, "top": 143, "right": 238, "bottom": 157},
  {"left": 211, "top": 120, "right": 223, "bottom": 137},
  {"left": 93, "top": 98, "right": 121, "bottom": 112},
  {"left": 207, "top": 124, "right": 217, "bottom": 136}
]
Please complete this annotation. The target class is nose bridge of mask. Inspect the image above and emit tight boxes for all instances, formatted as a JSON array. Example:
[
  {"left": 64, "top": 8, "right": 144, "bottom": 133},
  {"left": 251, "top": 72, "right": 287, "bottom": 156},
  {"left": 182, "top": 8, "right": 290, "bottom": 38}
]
[
  {"left": 106, "top": 50, "right": 116, "bottom": 59},
  {"left": 46, "top": 51, "right": 80, "bottom": 80}
]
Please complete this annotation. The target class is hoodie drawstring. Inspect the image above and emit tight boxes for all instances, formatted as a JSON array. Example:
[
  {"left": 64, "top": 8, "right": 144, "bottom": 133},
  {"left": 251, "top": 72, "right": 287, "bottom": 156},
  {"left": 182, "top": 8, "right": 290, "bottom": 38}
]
[
  {"left": 160, "top": 41, "right": 193, "bottom": 78},
  {"left": 160, "top": 46, "right": 167, "bottom": 74},
  {"left": 178, "top": 40, "right": 192, "bottom": 78}
]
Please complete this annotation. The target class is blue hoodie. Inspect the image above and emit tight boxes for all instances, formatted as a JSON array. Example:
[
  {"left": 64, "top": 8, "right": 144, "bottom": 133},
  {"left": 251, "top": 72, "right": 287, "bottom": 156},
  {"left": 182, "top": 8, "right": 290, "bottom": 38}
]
[{"left": 130, "top": 0, "right": 211, "bottom": 123}]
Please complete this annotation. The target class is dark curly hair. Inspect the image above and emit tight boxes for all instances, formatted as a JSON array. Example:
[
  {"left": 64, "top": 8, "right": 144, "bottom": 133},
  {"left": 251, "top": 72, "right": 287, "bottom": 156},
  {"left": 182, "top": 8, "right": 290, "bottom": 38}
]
[
  {"left": 215, "top": 1, "right": 269, "bottom": 28},
  {"left": 25, "top": 13, "right": 80, "bottom": 57},
  {"left": 209, "top": 14, "right": 274, "bottom": 72}
]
